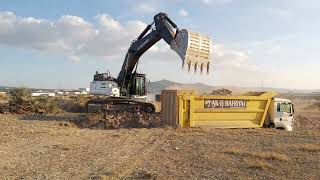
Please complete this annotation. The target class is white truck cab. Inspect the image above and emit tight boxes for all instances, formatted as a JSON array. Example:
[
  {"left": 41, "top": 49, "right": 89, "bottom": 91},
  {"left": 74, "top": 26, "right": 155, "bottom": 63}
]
[{"left": 267, "top": 98, "right": 294, "bottom": 131}]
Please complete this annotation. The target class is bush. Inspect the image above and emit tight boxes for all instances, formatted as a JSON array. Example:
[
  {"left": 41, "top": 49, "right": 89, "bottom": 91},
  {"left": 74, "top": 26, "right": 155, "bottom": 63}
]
[
  {"left": 30, "top": 97, "right": 61, "bottom": 114},
  {"left": 9, "top": 88, "right": 31, "bottom": 106},
  {"left": 7, "top": 88, "right": 60, "bottom": 115},
  {"left": 1, "top": 89, "right": 90, "bottom": 115}
]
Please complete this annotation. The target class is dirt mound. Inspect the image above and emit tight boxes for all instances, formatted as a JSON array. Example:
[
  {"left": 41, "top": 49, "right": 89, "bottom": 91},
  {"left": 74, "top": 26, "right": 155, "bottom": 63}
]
[
  {"left": 56, "top": 96, "right": 89, "bottom": 113},
  {"left": 294, "top": 114, "right": 320, "bottom": 130},
  {"left": 75, "top": 112, "right": 163, "bottom": 129},
  {"left": 209, "top": 88, "right": 232, "bottom": 95},
  {"left": 0, "top": 104, "right": 9, "bottom": 114},
  {"left": 304, "top": 102, "right": 320, "bottom": 111}
]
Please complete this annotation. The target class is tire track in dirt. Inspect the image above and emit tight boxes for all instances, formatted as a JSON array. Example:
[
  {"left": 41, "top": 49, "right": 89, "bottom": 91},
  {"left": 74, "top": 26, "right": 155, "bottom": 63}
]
[{"left": 109, "top": 128, "right": 173, "bottom": 179}]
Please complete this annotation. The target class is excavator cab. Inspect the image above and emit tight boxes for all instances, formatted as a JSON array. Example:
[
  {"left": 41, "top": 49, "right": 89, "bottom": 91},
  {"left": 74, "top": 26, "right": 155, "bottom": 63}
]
[{"left": 129, "top": 73, "right": 147, "bottom": 97}]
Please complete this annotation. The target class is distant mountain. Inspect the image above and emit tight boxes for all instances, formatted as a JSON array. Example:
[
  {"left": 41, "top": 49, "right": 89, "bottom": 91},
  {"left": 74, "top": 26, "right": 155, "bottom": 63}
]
[
  {"left": 1, "top": 80, "right": 319, "bottom": 94},
  {"left": 147, "top": 79, "right": 219, "bottom": 94},
  {"left": 147, "top": 79, "right": 318, "bottom": 94},
  {"left": 0, "top": 86, "right": 13, "bottom": 91}
]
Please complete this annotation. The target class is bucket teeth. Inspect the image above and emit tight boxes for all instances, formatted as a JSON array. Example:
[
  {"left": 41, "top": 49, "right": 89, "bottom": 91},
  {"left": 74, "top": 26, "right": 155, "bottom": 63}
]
[
  {"left": 194, "top": 62, "right": 198, "bottom": 74},
  {"left": 200, "top": 63, "right": 204, "bottom": 74},
  {"left": 183, "top": 60, "right": 211, "bottom": 74}
]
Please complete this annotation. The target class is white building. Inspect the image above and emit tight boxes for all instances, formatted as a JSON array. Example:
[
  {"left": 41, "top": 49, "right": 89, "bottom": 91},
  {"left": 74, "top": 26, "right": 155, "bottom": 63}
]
[
  {"left": 0, "top": 92, "right": 6, "bottom": 97},
  {"left": 79, "top": 88, "right": 90, "bottom": 92},
  {"left": 31, "top": 92, "right": 55, "bottom": 97}
]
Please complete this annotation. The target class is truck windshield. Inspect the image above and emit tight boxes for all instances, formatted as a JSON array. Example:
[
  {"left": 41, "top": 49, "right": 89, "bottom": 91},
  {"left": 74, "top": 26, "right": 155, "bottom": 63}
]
[{"left": 277, "top": 103, "right": 292, "bottom": 113}]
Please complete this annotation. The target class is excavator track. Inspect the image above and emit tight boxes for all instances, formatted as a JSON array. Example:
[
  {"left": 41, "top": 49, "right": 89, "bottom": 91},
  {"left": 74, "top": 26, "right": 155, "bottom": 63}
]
[{"left": 85, "top": 98, "right": 155, "bottom": 113}]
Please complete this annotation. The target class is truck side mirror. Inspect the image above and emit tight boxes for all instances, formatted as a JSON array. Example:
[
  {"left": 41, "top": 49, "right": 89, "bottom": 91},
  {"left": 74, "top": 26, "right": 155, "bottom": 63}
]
[{"left": 292, "top": 104, "right": 295, "bottom": 114}]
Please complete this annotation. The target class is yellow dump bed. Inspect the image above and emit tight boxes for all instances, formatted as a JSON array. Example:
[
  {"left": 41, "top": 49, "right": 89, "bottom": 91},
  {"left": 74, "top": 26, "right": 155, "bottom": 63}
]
[{"left": 161, "top": 90, "right": 277, "bottom": 129}]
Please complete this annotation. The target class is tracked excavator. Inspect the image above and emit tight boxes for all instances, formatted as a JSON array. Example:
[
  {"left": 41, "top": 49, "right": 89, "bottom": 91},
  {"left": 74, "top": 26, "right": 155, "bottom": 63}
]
[{"left": 86, "top": 12, "right": 212, "bottom": 113}]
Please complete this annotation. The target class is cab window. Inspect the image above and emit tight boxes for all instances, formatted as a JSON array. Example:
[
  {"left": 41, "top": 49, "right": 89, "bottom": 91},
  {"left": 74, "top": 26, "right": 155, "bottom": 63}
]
[{"left": 277, "top": 103, "right": 292, "bottom": 113}]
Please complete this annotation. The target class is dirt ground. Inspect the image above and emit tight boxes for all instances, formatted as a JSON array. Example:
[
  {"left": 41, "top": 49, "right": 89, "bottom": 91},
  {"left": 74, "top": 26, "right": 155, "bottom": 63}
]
[{"left": 0, "top": 96, "right": 320, "bottom": 179}]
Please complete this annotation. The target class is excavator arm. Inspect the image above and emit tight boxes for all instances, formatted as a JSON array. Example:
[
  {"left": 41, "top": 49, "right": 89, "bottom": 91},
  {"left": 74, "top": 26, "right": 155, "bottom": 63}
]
[
  {"left": 117, "top": 13, "right": 178, "bottom": 96},
  {"left": 117, "top": 12, "right": 212, "bottom": 97},
  {"left": 86, "top": 12, "right": 211, "bottom": 113}
]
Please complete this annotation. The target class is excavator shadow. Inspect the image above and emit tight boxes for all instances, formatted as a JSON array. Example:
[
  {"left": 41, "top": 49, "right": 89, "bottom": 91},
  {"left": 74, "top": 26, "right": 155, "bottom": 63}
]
[
  {"left": 18, "top": 112, "right": 164, "bottom": 130},
  {"left": 18, "top": 114, "right": 80, "bottom": 122}
]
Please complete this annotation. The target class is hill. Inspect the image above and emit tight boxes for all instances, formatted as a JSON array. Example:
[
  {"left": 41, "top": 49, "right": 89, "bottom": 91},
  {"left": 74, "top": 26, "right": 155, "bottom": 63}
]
[{"left": 148, "top": 79, "right": 318, "bottom": 94}]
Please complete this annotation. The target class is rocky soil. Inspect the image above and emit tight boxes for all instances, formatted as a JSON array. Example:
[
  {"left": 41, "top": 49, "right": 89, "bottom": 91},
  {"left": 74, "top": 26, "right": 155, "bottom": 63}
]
[{"left": 0, "top": 95, "right": 320, "bottom": 179}]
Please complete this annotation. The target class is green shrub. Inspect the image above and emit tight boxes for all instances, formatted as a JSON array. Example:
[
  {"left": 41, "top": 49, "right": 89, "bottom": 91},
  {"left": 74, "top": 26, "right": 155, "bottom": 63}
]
[{"left": 9, "top": 88, "right": 31, "bottom": 106}]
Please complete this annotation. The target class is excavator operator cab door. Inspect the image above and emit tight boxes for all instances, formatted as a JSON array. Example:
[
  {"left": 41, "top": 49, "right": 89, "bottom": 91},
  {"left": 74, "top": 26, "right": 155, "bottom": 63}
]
[{"left": 130, "top": 73, "right": 147, "bottom": 97}]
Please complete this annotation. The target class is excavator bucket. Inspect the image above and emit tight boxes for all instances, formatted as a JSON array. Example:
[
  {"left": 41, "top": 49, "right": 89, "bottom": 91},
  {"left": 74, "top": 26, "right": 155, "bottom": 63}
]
[{"left": 170, "top": 29, "right": 212, "bottom": 74}]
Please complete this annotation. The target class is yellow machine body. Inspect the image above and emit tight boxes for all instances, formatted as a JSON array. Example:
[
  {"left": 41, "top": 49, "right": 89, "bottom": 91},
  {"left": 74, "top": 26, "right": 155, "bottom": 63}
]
[{"left": 161, "top": 90, "right": 278, "bottom": 128}]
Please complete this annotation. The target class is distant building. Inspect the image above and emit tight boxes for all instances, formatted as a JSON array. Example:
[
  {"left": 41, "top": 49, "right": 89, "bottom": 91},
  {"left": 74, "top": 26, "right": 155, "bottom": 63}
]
[
  {"left": 79, "top": 88, "right": 90, "bottom": 92},
  {"left": 57, "top": 92, "right": 64, "bottom": 95},
  {"left": 0, "top": 92, "right": 6, "bottom": 97},
  {"left": 32, "top": 92, "right": 55, "bottom": 97}
]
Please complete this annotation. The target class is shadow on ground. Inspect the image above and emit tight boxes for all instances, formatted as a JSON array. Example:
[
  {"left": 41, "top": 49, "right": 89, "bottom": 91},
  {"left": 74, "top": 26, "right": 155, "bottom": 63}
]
[
  {"left": 18, "top": 114, "right": 82, "bottom": 122},
  {"left": 17, "top": 112, "right": 164, "bottom": 130}
]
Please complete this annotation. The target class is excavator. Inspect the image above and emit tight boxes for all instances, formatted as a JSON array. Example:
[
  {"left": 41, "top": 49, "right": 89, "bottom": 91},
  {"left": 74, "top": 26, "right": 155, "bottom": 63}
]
[{"left": 86, "top": 12, "right": 212, "bottom": 113}]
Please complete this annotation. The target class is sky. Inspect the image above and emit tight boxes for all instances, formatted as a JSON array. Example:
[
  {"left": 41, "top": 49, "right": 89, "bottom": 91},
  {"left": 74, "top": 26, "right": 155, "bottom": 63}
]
[{"left": 0, "top": 0, "right": 319, "bottom": 89}]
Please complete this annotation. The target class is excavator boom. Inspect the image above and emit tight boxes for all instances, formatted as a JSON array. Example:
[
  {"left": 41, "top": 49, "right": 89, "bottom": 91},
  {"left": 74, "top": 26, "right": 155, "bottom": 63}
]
[{"left": 117, "top": 12, "right": 212, "bottom": 97}]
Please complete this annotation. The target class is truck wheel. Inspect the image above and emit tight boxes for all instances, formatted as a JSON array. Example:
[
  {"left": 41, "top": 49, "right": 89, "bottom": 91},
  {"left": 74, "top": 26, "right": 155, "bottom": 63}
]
[{"left": 269, "top": 123, "right": 275, "bottom": 128}]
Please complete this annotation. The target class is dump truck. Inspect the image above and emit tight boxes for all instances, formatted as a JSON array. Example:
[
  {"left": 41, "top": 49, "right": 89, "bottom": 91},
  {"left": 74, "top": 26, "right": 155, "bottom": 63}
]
[
  {"left": 161, "top": 90, "right": 294, "bottom": 131},
  {"left": 86, "top": 12, "right": 212, "bottom": 113}
]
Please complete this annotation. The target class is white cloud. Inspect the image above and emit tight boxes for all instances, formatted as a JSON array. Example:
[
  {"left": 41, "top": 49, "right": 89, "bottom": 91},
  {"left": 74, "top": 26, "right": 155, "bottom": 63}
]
[
  {"left": 0, "top": 11, "right": 148, "bottom": 61},
  {"left": 0, "top": 10, "right": 258, "bottom": 67},
  {"left": 0, "top": 11, "right": 98, "bottom": 54},
  {"left": 265, "top": 8, "right": 293, "bottom": 20},
  {"left": 137, "top": 3, "right": 156, "bottom": 13},
  {"left": 247, "top": 35, "right": 295, "bottom": 55},
  {"left": 179, "top": 9, "right": 189, "bottom": 17},
  {"left": 95, "top": 14, "right": 122, "bottom": 30},
  {"left": 202, "top": 0, "right": 211, "bottom": 4},
  {"left": 0, "top": 10, "right": 259, "bottom": 77},
  {"left": 68, "top": 55, "right": 81, "bottom": 63},
  {"left": 202, "top": 0, "right": 233, "bottom": 5},
  {"left": 0, "top": 11, "right": 266, "bottom": 88},
  {"left": 267, "top": 45, "right": 281, "bottom": 54},
  {"left": 213, "top": 44, "right": 260, "bottom": 71}
]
